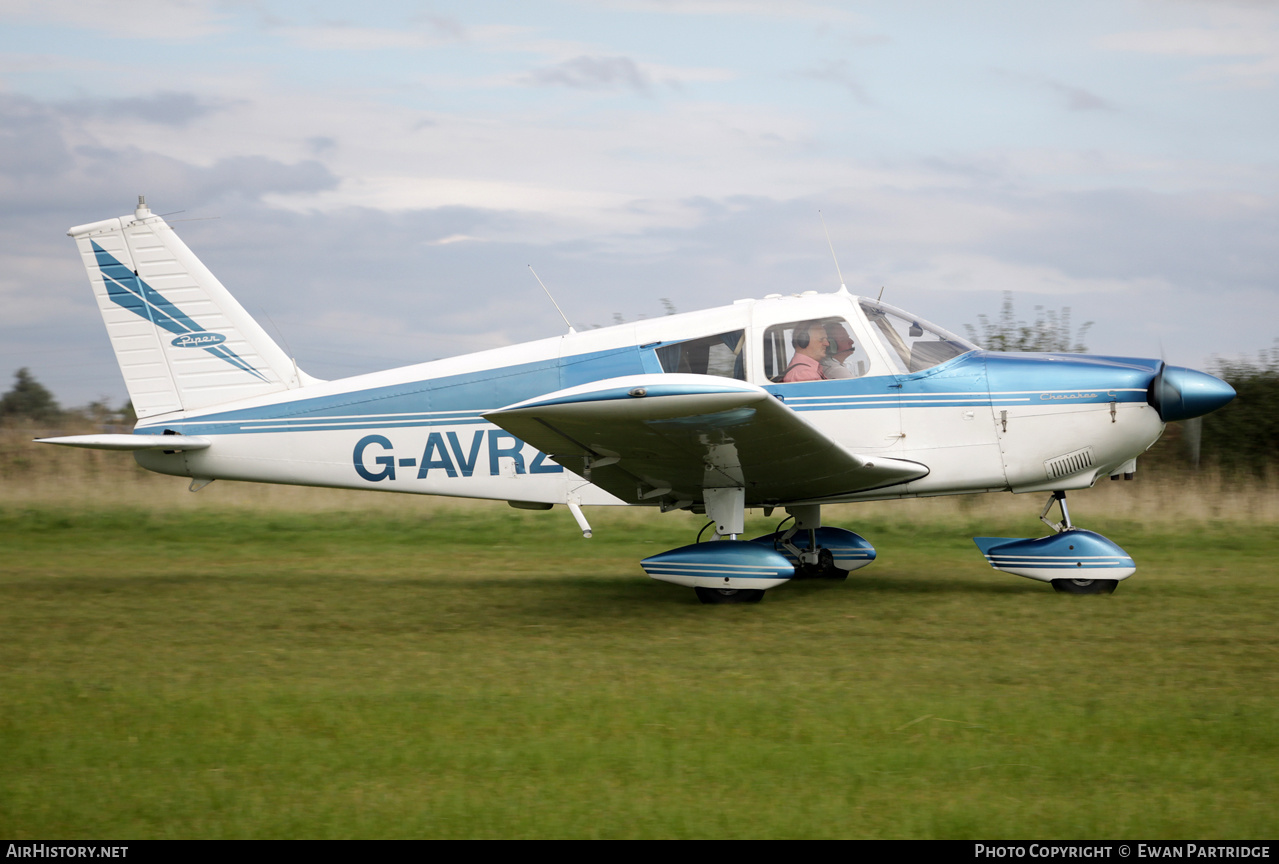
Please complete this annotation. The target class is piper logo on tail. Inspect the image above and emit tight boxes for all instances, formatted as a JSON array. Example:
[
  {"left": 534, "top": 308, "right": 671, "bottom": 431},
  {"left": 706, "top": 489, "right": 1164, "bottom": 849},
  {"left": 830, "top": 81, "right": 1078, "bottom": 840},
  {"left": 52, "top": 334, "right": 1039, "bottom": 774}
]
[
  {"left": 171, "top": 333, "right": 227, "bottom": 348},
  {"left": 90, "top": 241, "right": 269, "bottom": 383}
]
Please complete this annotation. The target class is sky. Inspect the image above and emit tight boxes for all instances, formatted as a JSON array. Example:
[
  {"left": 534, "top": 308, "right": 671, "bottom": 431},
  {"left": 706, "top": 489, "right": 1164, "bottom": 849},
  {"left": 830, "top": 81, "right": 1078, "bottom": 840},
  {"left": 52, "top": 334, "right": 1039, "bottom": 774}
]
[{"left": 1, "top": 0, "right": 1276, "bottom": 408}]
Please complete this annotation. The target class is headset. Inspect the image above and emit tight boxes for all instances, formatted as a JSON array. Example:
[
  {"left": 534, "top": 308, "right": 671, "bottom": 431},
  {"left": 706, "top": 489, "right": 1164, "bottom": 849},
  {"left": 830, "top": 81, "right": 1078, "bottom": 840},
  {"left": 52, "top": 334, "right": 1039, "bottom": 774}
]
[{"left": 792, "top": 321, "right": 821, "bottom": 350}]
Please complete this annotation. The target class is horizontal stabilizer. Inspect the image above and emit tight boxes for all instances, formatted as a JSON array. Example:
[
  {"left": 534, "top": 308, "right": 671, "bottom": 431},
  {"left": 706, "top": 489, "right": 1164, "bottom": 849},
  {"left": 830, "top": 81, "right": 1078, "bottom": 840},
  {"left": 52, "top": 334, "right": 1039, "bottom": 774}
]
[{"left": 35, "top": 434, "right": 211, "bottom": 451}]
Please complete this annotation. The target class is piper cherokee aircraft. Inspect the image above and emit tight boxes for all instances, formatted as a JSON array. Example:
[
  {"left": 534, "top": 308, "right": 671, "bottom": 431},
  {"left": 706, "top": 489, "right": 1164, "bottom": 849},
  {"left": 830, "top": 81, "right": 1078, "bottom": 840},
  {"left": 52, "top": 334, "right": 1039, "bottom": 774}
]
[{"left": 39, "top": 198, "right": 1236, "bottom": 603}]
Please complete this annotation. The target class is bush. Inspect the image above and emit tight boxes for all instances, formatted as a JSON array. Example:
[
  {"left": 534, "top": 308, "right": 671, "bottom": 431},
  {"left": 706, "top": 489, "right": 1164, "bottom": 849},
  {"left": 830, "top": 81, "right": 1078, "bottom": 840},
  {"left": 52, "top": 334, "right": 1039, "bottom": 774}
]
[{"left": 1201, "top": 342, "right": 1279, "bottom": 477}]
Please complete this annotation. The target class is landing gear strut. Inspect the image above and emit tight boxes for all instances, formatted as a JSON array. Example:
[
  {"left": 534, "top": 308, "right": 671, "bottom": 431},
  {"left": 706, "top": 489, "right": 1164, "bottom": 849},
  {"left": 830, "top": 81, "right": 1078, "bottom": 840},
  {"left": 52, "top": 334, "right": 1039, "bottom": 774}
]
[
  {"left": 771, "top": 506, "right": 849, "bottom": 581},
  {"left": 1040, "top": 492, "right": 1118, "bottom": 595},
  {"left": 750, "top": 506, "right": 876, "bottom": 582},
  {"left": 1040, "top": 489, "right": 1074, "bottom": 533}
]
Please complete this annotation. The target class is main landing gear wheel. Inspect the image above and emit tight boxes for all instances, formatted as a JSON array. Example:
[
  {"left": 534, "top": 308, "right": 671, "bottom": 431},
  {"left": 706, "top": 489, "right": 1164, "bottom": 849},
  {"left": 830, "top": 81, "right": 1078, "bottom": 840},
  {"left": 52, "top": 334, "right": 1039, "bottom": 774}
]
[
  {"left": 796, "top": 547, "right": 849, "bottom": 581},
  {"left": 695, "top": 587, "right": 765, "bottom": 604},
  {"left": 1052, "top": 578, "right": 1118, "bottom": 595}
]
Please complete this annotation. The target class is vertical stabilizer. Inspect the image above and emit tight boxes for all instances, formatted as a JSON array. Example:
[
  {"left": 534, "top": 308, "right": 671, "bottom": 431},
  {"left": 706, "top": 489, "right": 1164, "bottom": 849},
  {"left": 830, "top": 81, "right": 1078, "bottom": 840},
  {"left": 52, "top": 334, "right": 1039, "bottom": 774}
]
[{"left": 68, "top": 198, "right": 318, "bottom": 419}]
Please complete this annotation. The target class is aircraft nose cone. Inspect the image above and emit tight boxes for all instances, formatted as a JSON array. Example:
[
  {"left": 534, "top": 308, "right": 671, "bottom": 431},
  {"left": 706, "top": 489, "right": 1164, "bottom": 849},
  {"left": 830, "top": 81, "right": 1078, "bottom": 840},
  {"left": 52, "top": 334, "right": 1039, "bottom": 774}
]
[{"left": 1148, "top": 365, "right": 1236, "bottom": 422}]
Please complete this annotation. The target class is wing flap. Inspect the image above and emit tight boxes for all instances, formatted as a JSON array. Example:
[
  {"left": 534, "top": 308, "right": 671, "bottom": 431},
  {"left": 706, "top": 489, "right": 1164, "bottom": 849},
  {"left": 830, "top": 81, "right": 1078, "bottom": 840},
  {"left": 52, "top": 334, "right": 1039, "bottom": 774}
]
[{"left": 484, "top": 374, "right": 926, "bottom": 505}]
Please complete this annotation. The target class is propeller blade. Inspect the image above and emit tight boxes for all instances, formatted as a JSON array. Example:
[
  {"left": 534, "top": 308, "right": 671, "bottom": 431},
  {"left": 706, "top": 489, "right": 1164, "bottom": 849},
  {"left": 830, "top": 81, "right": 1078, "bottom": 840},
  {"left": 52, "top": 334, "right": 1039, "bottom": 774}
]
[{"left": 1183, "top": 416, "right": 1202, "bottom": 469}]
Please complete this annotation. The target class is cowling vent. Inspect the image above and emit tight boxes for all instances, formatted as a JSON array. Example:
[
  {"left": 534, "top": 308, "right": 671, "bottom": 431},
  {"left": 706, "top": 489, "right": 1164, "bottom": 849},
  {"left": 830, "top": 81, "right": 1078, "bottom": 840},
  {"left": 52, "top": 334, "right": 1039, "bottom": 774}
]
[{"left": 1045, "top": 446, "right": 1095, "bottom": 480}]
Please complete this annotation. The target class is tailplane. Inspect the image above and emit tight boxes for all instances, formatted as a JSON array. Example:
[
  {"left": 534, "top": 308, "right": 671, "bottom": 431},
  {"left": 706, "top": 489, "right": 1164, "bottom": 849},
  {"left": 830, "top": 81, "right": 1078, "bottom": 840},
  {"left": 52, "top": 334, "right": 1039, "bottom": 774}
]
[{"left": 68, "top": 197, "right": 320, "bottom": 419}]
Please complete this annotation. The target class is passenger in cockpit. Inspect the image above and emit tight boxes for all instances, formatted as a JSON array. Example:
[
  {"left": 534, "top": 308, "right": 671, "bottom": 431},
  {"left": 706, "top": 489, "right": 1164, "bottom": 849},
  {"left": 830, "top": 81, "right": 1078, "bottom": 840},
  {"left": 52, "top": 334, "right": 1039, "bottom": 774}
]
[
  {"left": 821, "top": 323, "right": 857, "bottom": 379},
  {"left": 782, "top": 321, "right": 829, "bottom": 382}
]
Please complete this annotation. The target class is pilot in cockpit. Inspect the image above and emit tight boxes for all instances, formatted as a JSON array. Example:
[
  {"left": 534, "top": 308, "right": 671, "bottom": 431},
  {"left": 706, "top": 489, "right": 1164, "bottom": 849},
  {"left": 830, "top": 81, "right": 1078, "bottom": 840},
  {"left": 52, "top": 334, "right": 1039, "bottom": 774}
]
[{"left": 781, "top": 321, "right": 830, "bottom": 382}]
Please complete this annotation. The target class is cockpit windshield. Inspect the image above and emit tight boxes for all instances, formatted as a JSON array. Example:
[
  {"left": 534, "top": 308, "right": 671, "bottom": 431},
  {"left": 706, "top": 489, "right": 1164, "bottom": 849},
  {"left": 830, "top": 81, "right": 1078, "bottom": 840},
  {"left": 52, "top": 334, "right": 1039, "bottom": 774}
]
[{"left": 858, "top": 299, "right": 978, "bottom": 374}]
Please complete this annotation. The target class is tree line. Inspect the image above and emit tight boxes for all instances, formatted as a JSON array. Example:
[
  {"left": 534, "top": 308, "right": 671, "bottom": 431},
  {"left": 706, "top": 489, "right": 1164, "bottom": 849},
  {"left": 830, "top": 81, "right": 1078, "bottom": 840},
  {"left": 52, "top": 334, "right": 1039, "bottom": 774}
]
[{"left": 0, "top": 368, "right": 134, "bottom": 428}]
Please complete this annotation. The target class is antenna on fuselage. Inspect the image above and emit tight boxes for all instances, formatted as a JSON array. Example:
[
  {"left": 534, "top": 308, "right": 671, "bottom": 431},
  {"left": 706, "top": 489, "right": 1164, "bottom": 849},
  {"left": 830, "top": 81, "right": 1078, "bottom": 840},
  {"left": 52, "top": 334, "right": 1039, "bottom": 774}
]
[
  {"left": 818, "top": 210, "right": 848, "bottom": 295},
  {"left": 528, "top": 265, "right": 576, "bottom": 335}
]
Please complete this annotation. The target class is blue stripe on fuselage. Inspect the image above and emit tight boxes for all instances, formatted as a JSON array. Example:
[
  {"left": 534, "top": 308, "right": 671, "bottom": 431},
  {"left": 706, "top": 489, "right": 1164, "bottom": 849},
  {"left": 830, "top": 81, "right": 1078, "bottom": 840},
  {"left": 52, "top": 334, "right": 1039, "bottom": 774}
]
[
  {"left": 138, "top": 344, "right": 656, "bottom": 435},
  {"left": 138, "top": 348, "right": 1160, "bottom": 436},
  {"left": 766, "top": 352, "right": 1156, "bottom": 410}
]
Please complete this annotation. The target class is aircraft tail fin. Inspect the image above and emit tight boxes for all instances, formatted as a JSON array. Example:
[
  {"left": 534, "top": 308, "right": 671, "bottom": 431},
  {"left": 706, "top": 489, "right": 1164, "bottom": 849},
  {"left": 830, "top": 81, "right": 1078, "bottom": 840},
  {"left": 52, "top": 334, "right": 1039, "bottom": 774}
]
[{"left": 68, "top": 198, "right": 321, "bottom": 419}]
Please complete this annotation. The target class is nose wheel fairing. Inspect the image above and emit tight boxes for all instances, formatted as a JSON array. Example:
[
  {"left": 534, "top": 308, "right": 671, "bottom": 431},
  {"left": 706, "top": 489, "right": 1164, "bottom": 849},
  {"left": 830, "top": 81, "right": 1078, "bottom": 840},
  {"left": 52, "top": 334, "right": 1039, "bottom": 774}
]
[
  {"left": 974, "top": 490, "right": 1135, "bottom": 591},
  {"left": 973, "top": 530, "right": 1135, "bottom": 583}
]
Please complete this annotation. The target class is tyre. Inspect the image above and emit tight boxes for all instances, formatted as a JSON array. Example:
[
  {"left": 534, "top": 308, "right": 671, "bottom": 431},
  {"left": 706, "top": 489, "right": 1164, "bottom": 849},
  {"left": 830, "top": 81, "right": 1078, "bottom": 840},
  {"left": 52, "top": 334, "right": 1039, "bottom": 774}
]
[
  {"left": 694, "top": 587, "right": 766, "bottom": 604},
  {"left": 1052, "top": 578, "right": 1118, "bottom": 595}
]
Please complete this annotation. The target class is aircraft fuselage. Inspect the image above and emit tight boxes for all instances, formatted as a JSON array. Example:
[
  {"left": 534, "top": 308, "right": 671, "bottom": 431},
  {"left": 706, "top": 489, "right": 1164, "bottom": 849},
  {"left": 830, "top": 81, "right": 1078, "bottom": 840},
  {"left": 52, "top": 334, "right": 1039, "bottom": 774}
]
[{"left": 131, "top": 292, "right": 1172, "bottom": 506}]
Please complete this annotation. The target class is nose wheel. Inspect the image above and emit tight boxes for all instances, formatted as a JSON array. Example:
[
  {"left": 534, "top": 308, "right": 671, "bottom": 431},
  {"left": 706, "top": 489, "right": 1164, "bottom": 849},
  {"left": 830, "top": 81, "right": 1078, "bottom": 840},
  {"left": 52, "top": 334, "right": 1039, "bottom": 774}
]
[
  {"left": 695, "top": 587, "right": 765, "bottom": 604},
  {"left": 1052, "top": 578, "right": 1118, "bottom": 595}
]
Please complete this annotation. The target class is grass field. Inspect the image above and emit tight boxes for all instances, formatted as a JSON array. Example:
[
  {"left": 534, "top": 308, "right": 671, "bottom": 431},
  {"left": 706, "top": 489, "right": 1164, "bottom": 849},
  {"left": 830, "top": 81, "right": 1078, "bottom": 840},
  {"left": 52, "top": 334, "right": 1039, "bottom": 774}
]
[{"left": 1, "top": 436, "right": 1276, "bottom": 838}]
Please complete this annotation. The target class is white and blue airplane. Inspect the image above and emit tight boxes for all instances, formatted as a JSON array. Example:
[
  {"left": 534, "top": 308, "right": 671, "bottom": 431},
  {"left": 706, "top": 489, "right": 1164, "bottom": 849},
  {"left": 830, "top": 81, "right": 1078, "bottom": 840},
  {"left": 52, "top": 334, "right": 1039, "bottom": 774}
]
[{"left": 39, "top": 198, "right": 1236, "bottom": 603}]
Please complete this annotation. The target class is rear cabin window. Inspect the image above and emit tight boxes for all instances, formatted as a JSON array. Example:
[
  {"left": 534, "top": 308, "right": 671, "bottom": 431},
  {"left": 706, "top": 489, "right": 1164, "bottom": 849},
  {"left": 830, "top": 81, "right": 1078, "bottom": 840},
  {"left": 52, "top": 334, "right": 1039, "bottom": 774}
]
[
  {"left": 655, "top": 330, "right": 746, "bottom": 380},
  {"left": 763, "top": 318, "right": 870, "bottom": 382}
]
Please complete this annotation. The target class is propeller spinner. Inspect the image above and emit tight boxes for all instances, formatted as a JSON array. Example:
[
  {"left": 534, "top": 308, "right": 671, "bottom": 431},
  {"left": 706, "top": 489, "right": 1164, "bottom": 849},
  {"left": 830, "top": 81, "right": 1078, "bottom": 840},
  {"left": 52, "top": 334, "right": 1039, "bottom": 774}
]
[{"left": 1147, "top": 363, "right": 1236, "bottom": 423}]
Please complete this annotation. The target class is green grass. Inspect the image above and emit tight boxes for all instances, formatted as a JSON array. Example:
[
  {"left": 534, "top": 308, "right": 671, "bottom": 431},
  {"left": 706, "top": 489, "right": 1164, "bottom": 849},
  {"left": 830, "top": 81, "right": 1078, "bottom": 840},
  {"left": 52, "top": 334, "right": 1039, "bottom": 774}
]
[{"left": 0, "top": 501, "right": 1276, "bottom": 839}]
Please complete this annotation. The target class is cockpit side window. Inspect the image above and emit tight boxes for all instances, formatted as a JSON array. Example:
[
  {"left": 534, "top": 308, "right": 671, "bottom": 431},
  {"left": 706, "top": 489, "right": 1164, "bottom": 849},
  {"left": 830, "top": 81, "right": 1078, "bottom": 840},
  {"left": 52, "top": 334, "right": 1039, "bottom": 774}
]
[
  {"left": 858, "top": 300, "right": 977, "bottom": 374},
  {"left": 762, "top": 318, "right": 870, "bottom": 383},
  {"left": 655, "top": 330, "right": 746, "bottom": 380}
]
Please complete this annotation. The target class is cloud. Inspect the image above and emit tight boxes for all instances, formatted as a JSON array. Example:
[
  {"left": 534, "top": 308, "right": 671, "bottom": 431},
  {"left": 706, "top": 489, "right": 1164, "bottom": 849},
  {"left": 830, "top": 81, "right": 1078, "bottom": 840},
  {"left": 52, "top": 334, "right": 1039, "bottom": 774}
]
[
  {"left": 273, "top": 21, "right": 461, "bottom": 51},
  {"left": 583, "top": 0, "right": 865, "bottom": 24},
  {"left": 796, "top": 59, "right": 872, "bottom": 104},
  {"left": 2, "top": 0, "right": 233, "bottom": 41},
  {"left": 60, "top": 91, "right": 234, "bottom": 127},
  {"left": 307, "top": 136, "right": 337, "bottom": 156},
  {"left": 1097, "top": 22, "right": 1279, "bottom": 87},
  {"left": 993, "top": 70, "right": 1116, "bottom": 113},
  {"left": 893, "top": 253, "right": 1169, "bottom": 297},
  {"left": 1097, "top": 27, "right": 1279, "bottom": 58},
  {"left": 525, "top": 55, "right": 653, "bottom": 92},
  {"left": 0, "top": 93, "right": 338, "bottom": 215},
  {"left": 409, "top": 13, "right": 467, "bottom": 40},
  {"left": 1044, "top": 81, "right": 1115, "bottom": 112},
  {"left": 0, "top": 94, "right": 76, "bottom": 177}
]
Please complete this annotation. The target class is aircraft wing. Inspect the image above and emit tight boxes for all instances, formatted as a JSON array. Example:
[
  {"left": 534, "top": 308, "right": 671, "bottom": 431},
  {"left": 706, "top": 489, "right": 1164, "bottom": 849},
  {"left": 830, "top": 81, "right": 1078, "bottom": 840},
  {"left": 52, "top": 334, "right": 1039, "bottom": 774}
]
[{"left": 483, "top": 374, "right": 927, "bottom": 507}]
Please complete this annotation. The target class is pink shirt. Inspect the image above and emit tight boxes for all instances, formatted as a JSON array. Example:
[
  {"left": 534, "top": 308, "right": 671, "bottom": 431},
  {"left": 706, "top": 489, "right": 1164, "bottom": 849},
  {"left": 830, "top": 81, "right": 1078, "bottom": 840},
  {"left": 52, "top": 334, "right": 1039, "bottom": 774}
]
[{"left": 782, "top": 352, "right": 824, "bottom": 383}]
